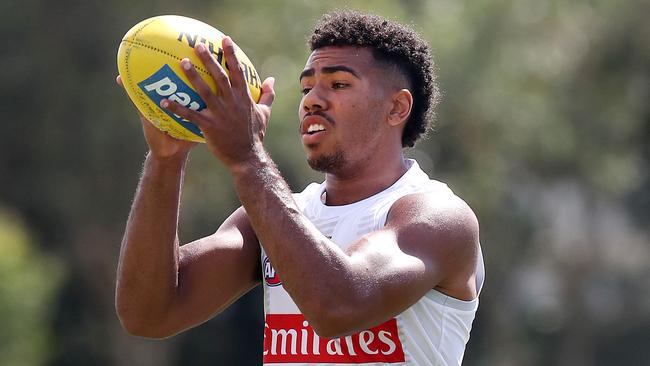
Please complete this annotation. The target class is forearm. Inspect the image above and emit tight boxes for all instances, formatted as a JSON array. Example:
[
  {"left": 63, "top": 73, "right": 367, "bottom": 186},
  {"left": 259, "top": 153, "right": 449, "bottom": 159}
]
[
  {"left": 231, "top": 154, "right": 362, "bottom": 327},
  {"left": 115, "top": 151, "right": 188, "bottom": 332}
]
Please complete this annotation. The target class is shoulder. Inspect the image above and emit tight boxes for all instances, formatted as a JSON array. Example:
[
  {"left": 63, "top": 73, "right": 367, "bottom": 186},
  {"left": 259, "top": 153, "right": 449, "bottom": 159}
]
[
  {"left": 388, "top": 191, "right": 478, "bottom": 235},
  {"left": 386, "top": 190, "right": 479, "bottom": 275},
  {"left": 388, "top": 160, "right": 477, "bottom": 238}
]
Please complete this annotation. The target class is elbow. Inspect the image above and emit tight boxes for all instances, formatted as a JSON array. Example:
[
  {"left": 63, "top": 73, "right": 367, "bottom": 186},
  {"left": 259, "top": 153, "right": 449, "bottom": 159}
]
[
  {"left": 298, "top": 285, "right": 376, "bottom": 338},
  {"left": 118, "top": 318, "right": 150, "bottom": 338},
  {"left": 115, "top": 301, "right": 173, "bottom": 339},
  {"left": 117, "top": 318, "right": 154, "bottom": 339},
  {"left": 303, "top": 302, "right": 362, "bottom": 339},
  {"left": 310, "top": 323, "right": 345, "bottom": 340},
  {"left": 118, "top": 314, "right": 172, "bottom": 339}
]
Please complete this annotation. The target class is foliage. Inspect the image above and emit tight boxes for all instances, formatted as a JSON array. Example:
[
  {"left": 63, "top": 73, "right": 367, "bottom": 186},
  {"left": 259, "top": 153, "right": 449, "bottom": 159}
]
[
  {"left": 0, "top": 0, "right": 647, "bottom": 365},
  {"left": 0, "top": 208, "right": 63, "bottom": 366}
]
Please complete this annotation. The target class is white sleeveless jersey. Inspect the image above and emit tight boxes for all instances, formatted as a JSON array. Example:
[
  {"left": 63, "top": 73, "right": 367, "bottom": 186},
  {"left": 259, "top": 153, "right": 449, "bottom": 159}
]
[{"left": 261, "top": 160, "right": 485, "bottom": 365}]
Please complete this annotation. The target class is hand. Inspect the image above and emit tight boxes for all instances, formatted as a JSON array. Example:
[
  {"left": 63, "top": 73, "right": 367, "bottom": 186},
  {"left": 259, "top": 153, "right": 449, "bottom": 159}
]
[
  {"left": 160, "top": 36, "right": 276, "bottom": 170},
  {"left": 116, "top": 75, "right": 197, "bottom": 160}
]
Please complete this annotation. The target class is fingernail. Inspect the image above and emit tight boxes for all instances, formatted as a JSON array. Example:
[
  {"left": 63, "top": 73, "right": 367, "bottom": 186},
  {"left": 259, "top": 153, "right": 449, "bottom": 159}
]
[
  {"left": 223, "top": 36, "right": 235, "bottom": 50},
  {"left": 161, "top": 99, "right": 169, "bottom": 108},
  {"left": 195, "top": 43, "right": 205, "bottom": 53},
  {"left": 182, "top": 59, "right": 192, "bottom": 70}
]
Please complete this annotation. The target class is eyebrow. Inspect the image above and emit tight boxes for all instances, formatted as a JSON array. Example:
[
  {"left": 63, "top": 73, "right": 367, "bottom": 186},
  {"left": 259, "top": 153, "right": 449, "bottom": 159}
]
[{"left": 299, "top": 65, "right": 360, "bottom": 81}]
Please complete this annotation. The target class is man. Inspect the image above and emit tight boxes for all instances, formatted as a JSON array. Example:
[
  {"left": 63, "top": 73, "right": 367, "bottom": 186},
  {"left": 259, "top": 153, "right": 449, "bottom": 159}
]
[{"left": 116, "top": 10, "right": 484, "bottom": 366}]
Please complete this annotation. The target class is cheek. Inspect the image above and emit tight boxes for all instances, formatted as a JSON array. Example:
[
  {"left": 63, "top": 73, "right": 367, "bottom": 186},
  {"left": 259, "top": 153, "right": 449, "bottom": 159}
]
[{"left": 298, "top": 97, "right": 306, "bottom": 114}]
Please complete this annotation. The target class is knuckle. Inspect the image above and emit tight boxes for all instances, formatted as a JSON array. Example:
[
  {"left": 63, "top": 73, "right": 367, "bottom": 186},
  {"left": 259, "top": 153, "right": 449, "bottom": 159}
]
[
  {"left": 214, "top": 71, "right": 229, "bottom": 81},
  {"left": 199, "top": 50, "right": 215, "bottom": 62},
  {"left": 196, "top": 82, "right": 211, "bottom": 95}
]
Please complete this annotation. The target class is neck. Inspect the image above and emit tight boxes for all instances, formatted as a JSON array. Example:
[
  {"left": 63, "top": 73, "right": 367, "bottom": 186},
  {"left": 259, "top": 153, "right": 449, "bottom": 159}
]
[{"left": 323, "top": 153, "right": 409, "bottom": 206}]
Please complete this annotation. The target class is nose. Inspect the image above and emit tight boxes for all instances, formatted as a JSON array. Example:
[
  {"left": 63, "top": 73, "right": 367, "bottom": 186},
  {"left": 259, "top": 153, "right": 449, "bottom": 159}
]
[{"left": 302, "top": 85, "right": 327, "bottom": 113}]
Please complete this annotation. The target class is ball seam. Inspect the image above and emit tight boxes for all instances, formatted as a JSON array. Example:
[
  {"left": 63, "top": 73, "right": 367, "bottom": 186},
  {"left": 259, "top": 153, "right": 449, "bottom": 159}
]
[{"left": 122, "top": 39, "right": 212, "bottom": 76}]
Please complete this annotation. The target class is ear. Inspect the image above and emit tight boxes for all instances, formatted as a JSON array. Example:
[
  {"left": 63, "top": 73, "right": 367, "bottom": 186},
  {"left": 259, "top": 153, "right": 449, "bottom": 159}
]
[{"left": 387, "top": 89, "right": 413, "bottom": 127}]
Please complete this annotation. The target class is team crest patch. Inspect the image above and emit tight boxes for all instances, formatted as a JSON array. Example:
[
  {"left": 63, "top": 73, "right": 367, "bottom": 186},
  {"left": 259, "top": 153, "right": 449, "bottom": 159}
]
[{"left": 263, "top": 256, "right": 282, "bottom": 287}]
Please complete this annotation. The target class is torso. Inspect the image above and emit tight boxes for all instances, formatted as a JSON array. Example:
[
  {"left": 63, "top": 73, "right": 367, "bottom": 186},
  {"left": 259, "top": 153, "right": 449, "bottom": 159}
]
[{"left": 261, "top": 160, "right": 484, "bottom": 365}]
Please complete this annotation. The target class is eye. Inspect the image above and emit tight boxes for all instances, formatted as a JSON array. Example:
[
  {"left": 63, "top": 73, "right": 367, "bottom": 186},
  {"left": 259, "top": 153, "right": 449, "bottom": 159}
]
[
  {"left": 301, "top": 87, "right": 312, "bottom": 95},
  {"left": 332, "top": 82, "right": 349, "bottom": 90}
]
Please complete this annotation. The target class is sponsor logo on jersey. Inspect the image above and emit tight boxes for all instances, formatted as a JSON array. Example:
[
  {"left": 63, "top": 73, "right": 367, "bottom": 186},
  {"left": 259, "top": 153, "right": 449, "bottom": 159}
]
[
  {"left": 263, "top": 256, "right": 282, "bottom": 287},
  {"left": 263, "top": 314, "right": 405, "bottom": 363}
]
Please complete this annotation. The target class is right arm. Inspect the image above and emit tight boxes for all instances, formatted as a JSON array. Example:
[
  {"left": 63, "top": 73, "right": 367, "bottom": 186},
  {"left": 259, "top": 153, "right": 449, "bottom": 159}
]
[{"left": 115, "top": 84, "right": 260, "bottom": 338}]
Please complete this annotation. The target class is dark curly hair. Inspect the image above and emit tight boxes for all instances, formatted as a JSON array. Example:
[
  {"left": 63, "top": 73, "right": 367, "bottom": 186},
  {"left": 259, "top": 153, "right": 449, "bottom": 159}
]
[{"left": 309, "top": 10, "right": 440, "bottom": 147}]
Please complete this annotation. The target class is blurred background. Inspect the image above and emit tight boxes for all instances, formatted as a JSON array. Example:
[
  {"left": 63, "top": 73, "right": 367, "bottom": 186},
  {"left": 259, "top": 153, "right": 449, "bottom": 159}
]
[{"left": 1, "top": 0, "right": 648, "bottom": 365}]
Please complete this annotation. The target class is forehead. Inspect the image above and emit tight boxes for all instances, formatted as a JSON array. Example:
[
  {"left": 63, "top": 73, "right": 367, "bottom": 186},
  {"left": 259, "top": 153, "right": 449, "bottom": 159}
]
[{"left": 303, "top": 46, "right": 376, "bottom": 74}]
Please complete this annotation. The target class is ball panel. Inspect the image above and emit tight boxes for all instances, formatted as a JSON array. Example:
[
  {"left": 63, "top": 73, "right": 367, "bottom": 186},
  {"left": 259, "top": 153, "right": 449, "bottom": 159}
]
[
  {"left": 117, "top": 15, "right": 262, "bottom": 143},
  {"left": 118, "top": 38, "right": 209, "bottom": 141}
]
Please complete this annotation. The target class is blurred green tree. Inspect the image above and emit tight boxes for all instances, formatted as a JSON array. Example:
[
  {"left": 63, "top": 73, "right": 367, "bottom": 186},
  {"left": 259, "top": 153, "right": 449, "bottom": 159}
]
[
  {"left": 0, "top": 0, "right": 647, "bottom": 365},
  {"left": 0, "top": 208, "right": 63, "bottom": 366}
]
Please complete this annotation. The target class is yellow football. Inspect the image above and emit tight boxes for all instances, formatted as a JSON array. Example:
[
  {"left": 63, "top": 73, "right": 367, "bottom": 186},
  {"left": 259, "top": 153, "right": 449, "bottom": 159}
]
[{"left": 117, "top": 15, "right": 262, "bottom": 142}]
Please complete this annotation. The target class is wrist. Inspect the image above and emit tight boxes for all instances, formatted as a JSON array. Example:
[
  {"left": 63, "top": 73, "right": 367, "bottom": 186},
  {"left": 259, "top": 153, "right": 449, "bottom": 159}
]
[
  {"left": 226, "top": 144, "right": 269, "bottom": 175},
  {"left": 229, "top": 158, "right": 266, "bottom": 179},
  {"left": 145, "top": 150, "right": 190, "bottom": 171}
]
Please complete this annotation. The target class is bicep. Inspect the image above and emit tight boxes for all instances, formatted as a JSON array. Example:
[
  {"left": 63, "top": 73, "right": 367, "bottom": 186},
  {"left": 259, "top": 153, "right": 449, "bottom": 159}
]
[
  {"left": 345, "top": 193, "right": 479, "bottom": 321},
  {"left": 164, "top": 207, "right": 261, "bottom": 334},
  {"left": 345, "top": 229, "right": 435, "bottom": 322}
]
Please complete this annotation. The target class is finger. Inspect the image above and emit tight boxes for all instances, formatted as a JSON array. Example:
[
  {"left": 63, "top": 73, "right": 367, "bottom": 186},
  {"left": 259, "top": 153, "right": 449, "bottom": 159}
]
[
  {"left": 160, "top": 99, "right": 209, "bottom": 128},
  {"left": 180, "top": 58, "right": 223, "bottom": 111},
  {"left": 116, "top": 75, "right": 123, "bottom": 87},
  {"left": 258, "top": 77, "right": 275, "bottom": 107},
  {"left": 221, "top": 36, "right": 248, "bottom": 98},
  {"left": 194, "top": 43, "right": 233, "bottom": 100}
]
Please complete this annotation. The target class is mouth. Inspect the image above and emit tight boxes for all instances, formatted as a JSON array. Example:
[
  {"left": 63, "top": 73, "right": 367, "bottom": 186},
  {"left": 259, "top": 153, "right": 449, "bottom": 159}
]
[
  {"left": 300, "top": 114, "right": 331, "bottom": 135},
  {"left": 306, "top": 123, "right": 326, "bottom": 135},
  {"left": 300, "top": 115, "right": 331, "bottom": 146}
]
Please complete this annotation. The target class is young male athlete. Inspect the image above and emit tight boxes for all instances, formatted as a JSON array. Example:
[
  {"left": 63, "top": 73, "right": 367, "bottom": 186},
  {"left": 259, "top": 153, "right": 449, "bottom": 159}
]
[{"left": 116, "top": 10, "right": 484, "bottom": 365}]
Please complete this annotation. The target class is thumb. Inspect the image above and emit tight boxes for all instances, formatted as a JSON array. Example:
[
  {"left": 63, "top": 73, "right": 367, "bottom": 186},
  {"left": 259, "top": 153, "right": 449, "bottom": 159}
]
[{"left": 258, "top": 77, "right": 275, "bottom": 107}]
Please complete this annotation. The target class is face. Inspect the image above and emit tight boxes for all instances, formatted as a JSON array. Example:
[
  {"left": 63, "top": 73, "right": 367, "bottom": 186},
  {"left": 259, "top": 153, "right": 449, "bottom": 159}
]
[{"left": 298, "top": 46, "right": 395, "bottom": 174}]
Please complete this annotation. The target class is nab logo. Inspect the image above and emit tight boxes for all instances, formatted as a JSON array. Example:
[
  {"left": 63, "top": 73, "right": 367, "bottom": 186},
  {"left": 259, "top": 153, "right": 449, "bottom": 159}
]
[{"left": 263, "top": 256, "right": 282, "bottom": 287}]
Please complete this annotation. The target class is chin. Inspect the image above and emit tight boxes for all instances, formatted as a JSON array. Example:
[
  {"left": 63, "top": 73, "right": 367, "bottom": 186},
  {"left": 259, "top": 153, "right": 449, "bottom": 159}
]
[{"left": 307, "top": 151, "right": 346, "bottom": 173}]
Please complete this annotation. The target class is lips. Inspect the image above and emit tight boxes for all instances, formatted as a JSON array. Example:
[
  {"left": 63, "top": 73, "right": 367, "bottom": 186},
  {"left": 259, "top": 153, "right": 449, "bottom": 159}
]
[
  {"left": 300, "top": 114, "right": 331, "bottom": 135},
  {"left": 300, "top": 115, "right": 331, "bottom": 145}
]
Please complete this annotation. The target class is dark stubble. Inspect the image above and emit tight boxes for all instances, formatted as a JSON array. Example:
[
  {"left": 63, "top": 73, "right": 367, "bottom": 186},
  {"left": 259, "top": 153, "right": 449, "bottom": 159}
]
[{"left": 307, "top": 150, "right": 346, "bottom": 173}]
